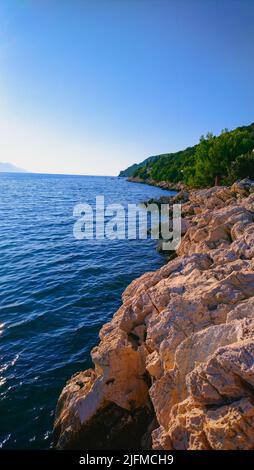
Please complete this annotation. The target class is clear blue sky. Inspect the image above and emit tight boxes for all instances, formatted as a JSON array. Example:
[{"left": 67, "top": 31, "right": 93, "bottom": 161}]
[{"left": 0, "top": 0, "right": 253, "bottom": 175}]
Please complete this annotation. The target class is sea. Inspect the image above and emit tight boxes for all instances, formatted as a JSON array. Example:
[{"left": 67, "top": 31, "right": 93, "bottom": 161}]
[{"left": 0, "top": 173, "right": 174, "bottom": 449}]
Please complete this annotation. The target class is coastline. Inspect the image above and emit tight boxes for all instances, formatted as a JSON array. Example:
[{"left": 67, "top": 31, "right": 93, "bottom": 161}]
[
  {"left": 53, "top": 178, "right": 254, "bottom": 450},
  {"left": 127, "top": 176, "right": 187, "bottom": 192}
]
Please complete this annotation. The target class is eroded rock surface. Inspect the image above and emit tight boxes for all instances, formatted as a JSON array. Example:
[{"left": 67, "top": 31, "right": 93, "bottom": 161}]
[{"left": 54, "top": 179, "right": 254, "bottom": 450}]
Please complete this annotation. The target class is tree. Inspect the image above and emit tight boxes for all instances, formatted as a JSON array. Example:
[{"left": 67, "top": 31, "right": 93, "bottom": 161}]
[{"left": 228, "top": 151, "right": 254, "bottom": 182}]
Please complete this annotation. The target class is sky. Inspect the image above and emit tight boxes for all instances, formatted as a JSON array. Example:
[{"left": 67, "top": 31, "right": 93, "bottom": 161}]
[{"left": 0, "top": 0, "right": 253, "bottom": 176}]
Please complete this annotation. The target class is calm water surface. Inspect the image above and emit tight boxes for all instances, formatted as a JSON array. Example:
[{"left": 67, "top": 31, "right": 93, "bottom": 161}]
[{"left": 0, "top": 173, "right": 174, "bottom": 449}]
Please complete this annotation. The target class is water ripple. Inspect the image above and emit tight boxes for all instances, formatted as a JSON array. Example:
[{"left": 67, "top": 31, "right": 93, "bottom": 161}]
[{"left": 0, "top": 173, "right": 174, "bottom": 449}]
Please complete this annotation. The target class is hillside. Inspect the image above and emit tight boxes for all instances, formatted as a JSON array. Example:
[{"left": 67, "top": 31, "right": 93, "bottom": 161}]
[
  {"left": 119, "top": 155, "right": 158, "bottom": 177},
  {"left": 120, "top": 122, "right": 254, "bottom": 187}
]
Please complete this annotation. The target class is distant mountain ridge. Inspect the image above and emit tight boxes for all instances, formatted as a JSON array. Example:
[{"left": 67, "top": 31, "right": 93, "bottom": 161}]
[{"left": 0, "top": 162, "right": 27, "bottom": 173}]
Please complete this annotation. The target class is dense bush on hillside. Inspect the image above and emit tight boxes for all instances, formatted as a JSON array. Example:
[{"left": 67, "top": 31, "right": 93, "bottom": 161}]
[
  {"left": 118, "top": 155, "right": 157, "bottom": 177},
  {"left": 227, "top": 151, "right": 254, "bottom": 182},
  {"left": 128, "top": 123, "right": 254, "bottom": 187}
]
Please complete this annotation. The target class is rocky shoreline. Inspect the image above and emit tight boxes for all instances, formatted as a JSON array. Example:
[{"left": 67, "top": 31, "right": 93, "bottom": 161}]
[
  {"left": 127, "top": 176, "right": 187, "bottom": 192},
  {"left": 53, "top": 178, "right": 254, "bottom": 450}
]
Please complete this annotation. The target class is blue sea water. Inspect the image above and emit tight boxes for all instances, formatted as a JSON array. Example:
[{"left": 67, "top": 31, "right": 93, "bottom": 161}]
[{"left": 0, "top": 173, "right": 174, "bottom": 449}]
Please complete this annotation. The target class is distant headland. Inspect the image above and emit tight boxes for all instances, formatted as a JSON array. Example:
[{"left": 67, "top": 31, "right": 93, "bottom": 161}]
[{"left": 0, "top": 162, "right": 27, "bottom": 173}]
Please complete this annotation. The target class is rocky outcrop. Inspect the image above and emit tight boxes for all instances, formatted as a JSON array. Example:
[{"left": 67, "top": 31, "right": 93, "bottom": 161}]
[{"left": 53, "top": 178, "right": 254, "bottom": 450}]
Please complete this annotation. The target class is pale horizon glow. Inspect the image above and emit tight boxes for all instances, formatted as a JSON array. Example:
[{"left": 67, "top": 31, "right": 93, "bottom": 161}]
[{"left": 0, "top": 0, "right": 253, "bottom": 175}]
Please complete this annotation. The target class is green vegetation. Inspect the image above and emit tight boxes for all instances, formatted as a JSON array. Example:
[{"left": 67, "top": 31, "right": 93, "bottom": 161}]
[
  {"left": 121, "top": 122, "right": 254, "bottom": 187},
  {"left": 228, "top": 151, "right": 254, "bottom": 181},
  {"left": 119, "top": 155, "right": 158, "bottom": 177}
]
